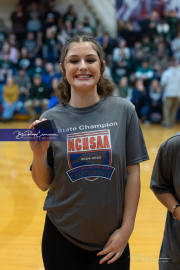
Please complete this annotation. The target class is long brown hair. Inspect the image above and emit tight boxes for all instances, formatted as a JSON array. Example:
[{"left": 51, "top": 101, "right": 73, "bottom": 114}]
[{"left": 56, "top": 36, "right": 115, "bottom": 106}]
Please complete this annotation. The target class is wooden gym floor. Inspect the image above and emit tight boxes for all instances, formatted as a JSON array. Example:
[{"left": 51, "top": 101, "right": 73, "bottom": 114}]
[{"left": 0, "top": 121, "right": 178, "bottom": 270}]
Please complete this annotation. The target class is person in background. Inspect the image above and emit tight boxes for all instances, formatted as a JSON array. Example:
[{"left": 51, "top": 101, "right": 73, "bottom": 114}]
[
  {"left": 72, "top": 22, "right": 84, "bottom": 36},
  {"left": 27, "top": 11, "right": 42, "bottom": 34},
  {"left": 131, "top": 78, "right": 146, "bottom": 119},
  {"left": 150, "top": 50, "right": 168, "bottom": 76},
  {"left": 63, "top": 4, "right": 77, "bottom": 28},
  {"left": 1, "top": 40, "right": 19, "bottom": 65},
  {"left": 23, "top": 32, "right": 40, "bottom": 60},
  {"left": 10, "top": 3, "right": 26, "bottom": 45},
  {"left": 18, "top": 47, "right": 31, "bottom": 71},
  {"left": 156, "top": 16, "right": 170, "bottom": 38},
  {"left": 42, "top": 28, "right": 58, "bottom": 63},
  {"left": 0, "top": 53, "right": 13, "bottom": 84},
  {"left": 160, "top": 58, "right": 180, "bottom": 128},
  {"left": 30, "top": 58, "right": 45, "bottom": 79},
  {"left": 1, "top": 75, "right": 19, "bottom": 122},
  {"left": 171, "top": 31, "right": 180, "bottom": 60},
  {"left": 42, "top": 62, "right": 61, "bottom": 88},
  {"left": 44, "top": 2, "right": 61, "bottom": 25},
  {"left": 130, "top": 49, "right": 144, "bottom": 73},
  {"left": 82, "top": 16, "right": 95, "bottom": 36},
  {"left": 165, "top": 10, "right": 179, "bottom": 39},
  {"left": 142, "top": 35, "right": 153, "bottom": 55},
  {"left": 14, "top": 69, "right": 31, "bottom": 102},
  {"left": 118, "top": 76, "right": 132, "bottom": 99},
  {"left": 145, "top": 79, "right": 162, "bottom": 124},
  {"left": 136, "top": 60, "right": 154, "bottom": 87},
  {"left": 24, "top": 74, "right": 48, "bottom": 121},
  {"left": 48, "top": 77, "right": 60, "bottom": 109},
  {"left": 113, "top": 39, "right": 130, "bottom": 62}
]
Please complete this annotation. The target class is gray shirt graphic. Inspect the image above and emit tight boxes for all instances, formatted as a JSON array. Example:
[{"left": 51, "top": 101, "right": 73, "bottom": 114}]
[
  {"left": 32, "top": 96, "right": 149, "bottom": 251},
  {"left": 150, "top": 133, "right": 180, "bottom": 270}
]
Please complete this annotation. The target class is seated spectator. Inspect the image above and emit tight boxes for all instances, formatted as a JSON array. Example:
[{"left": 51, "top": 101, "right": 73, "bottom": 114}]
[
  {"left": 98, "top": 32, "right": 114, "bottom": 61},
  {"left": 42, "top": 28, "right": 58, "bottom": 63},
  {"left": 42, "top": 62, "right": 61, "bottom": 88},
  {"left": 8, "top": 33, "right": 19, "bottom": 48},
  {"left": 30, "top": 57, "right": 45, "bottom": 79},
  {"left": 10, "top": 3, "right": 27, "bottom": 45},
  {"left": 48, "top": 77, "right": 60, "bottom": 109},
  {"left": 1, "top": 76, "right": 19, "bottom": 122},
  {"left": 82, "top": 16, "right": 95, "bottom": 36},
  {"left": 130, "top": 41, "right": 143, "bottom": 58},
  {"left": 72, "top": 22, "right": 84, "bottom": 36},
  {"left": 119, "top": 21, "right": 138, "bottom": 48},
  {"left": 42, "top": 13, "right": 57, "bottom": 39},
  {"left": 118, "top": 76, "right": 132, "bottom": 99},
  {"left": 156, "top": 16, "right": 170, "bottom": 37},
  {"left": 131, "top": 79, "right": 146, "bottom": 119},
  {"left": 23, "top": 32, "right": 40, "bottom": 59},
  {"left": 0, "top": 53, "right": 13, "bottom": 84},
  {"left": 27, "top": 2, "right": 41, "bottom": 20},
  {"left": 142, "top": 35, "right": 153, "bottom": 55},
  {"left": 62, "top": 20, "right": 74, "bottom": 38},
  {"left": 131, "top": 49, "right": 144, "bottom": 73},
  {"left": 140, "top": 11, "right": 159, "bottom": 38},
  {"left": 18, "top": 47, "right": 31, "bottom": 71},
  {"left": 112, "top": 50, "right": 131, "bottom": 83},
  {"left": 0, "top": 21, "right": 8, "bottom": 50},
  {"left": 165, "top": 10, "right": 179, "bottom": 39},
  {"left": 14, "top": 69, "right": 31, "bottom": 102},
  {"left": 171, "top": 31, "right": 180, "bottom": 60},
  {"left": 63, "top": 5, "right": 77, "bottom": 28},
  {"left": 150, "top": 50, "right": 168, "bottom": 75},
  {"left": 145, "top": 79, "right": 162, "bottom": 124},
  {"left": 27, "top": 11, "right": 42, "bottom": 33},
  {"left": 1, "top": 40, "right": 19, "bottom": 65},
  {"left": 44, "top": 2, "right": 61, "bottom": 25},
  {"left": 113, "top": 39, "right": 130, "bottom": 62},
  {"left": 24, "top": 74, "right": 49, "bottom": 121},
  {"left": 136, "top": 60, "right": 154, "bottom": 87}
]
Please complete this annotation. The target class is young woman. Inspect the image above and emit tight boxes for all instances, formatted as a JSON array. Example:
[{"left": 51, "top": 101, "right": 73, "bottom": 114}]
[
  {"left": 151, "top": 134, "right": 180, "bottom": 270},
  {"left": 29, "top": 36, "right": 149, "bottom": 270},
  {"left": 2, "top": 75, "right": 19, "bottom": 121}
]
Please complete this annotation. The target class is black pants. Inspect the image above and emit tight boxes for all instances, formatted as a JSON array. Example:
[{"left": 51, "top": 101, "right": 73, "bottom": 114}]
[{"left": 42, "top": 215, "right": 130, "bottom": 270}]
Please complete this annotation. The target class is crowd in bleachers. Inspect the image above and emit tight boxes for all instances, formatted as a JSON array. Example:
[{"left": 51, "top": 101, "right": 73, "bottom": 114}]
[{"left": 0, "top": 1, "right": 180, "bottom": 127}]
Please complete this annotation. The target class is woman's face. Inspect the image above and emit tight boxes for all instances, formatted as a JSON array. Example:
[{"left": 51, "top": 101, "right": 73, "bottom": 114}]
[
  {"left": 7, "top": 76, "right": 14, "bottom": 85},
  {"left": 62, "top": 42, "right": 103, "bottom": 93}
]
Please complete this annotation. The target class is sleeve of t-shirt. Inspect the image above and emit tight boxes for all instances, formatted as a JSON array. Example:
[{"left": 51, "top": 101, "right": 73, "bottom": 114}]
[
  {"left": 150, "top": 145, "right": 173, "bottom": 194},
  {"left": 126, "top": 109, "right": 149, "bottom": 166}
]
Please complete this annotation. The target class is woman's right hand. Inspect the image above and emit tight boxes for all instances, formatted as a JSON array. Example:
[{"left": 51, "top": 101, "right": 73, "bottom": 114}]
[{"left": 29, "top": 118, "right": 50, "bottom": 157}]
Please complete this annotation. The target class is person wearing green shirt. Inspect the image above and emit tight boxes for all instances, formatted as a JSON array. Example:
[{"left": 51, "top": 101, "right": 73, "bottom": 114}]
[{"left": 24, "top": 74, "right": 49, "bottom": 121}]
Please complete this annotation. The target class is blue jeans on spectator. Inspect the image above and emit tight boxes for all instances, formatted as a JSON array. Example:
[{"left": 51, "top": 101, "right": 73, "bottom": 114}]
[{"left": 2, "top": 101, "right": 18, "bottom": 119}]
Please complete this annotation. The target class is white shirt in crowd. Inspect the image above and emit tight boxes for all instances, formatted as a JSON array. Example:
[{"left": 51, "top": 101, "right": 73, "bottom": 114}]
[
  {"left": 160, "top": 66, "right": 180, "bottom": 100},
  {"left": 113, "top": 47, "right": 130, "bottom": 62}
]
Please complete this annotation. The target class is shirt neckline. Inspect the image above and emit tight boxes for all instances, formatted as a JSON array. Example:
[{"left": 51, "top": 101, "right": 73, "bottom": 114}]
[{"left": 63, "top": 98, "right": 105, "bottom": 114}]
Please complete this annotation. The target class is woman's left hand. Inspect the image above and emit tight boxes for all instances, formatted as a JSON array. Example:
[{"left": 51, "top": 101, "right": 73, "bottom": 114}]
[{"left": 96, "top": 228, "right": 130, "bottom": 264}]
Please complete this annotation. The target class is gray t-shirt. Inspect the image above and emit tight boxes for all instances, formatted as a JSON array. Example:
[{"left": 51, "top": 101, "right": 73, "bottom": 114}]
[
  {"left": 32, "top": 96, "right": 149, "bottom": 251},
  {"left": 150, "top": 133, "right": 180, "bottom": 270}
]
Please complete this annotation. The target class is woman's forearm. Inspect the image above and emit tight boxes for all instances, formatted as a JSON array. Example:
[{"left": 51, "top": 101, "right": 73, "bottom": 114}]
[
  {"left": 31, "top": 153, "right": 54, "bottom": 191},
  {"left": 121, "top": 164, "right": 140, "bottom": 235},
  {"left": 155, "top": 193, "right": 180, "bottom": 220}
]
